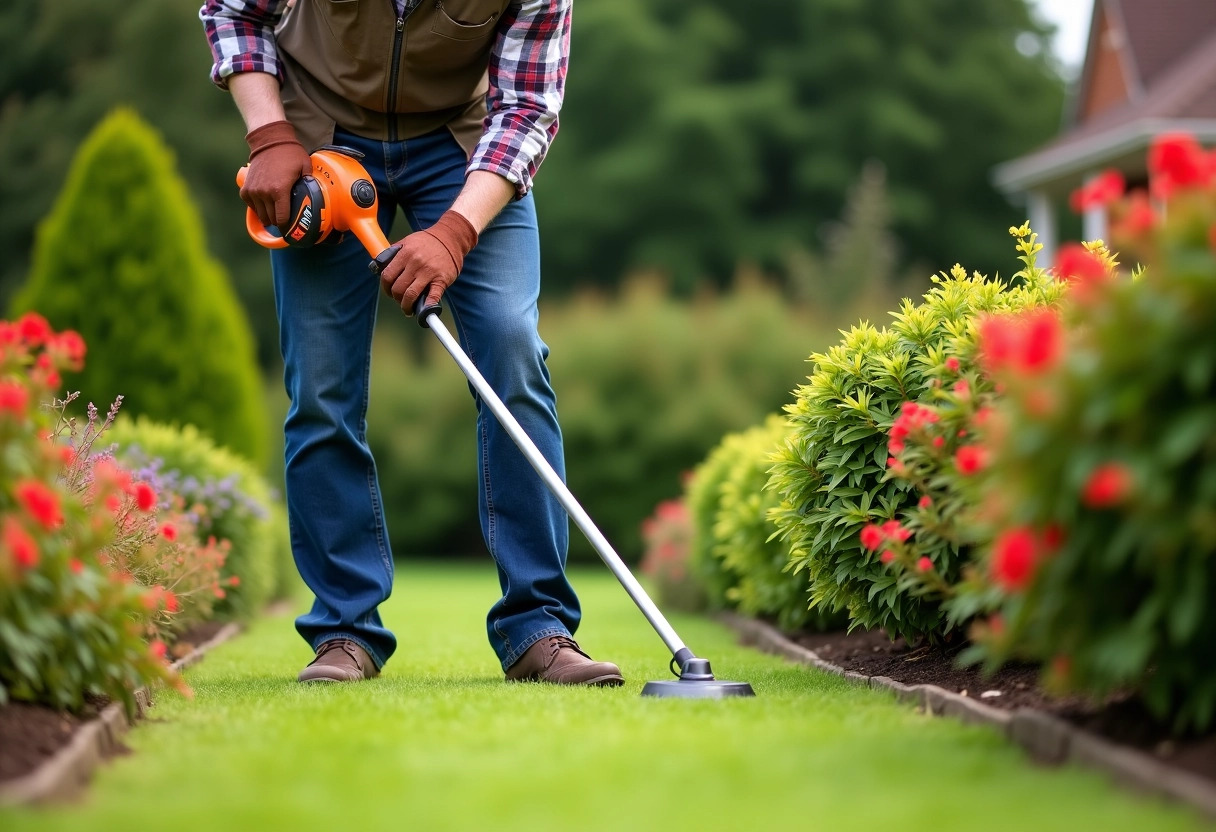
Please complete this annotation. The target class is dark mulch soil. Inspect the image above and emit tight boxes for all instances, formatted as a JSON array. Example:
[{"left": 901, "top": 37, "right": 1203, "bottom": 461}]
[
  {"left": 0, "top": 620, "right": 226, "bottom": 785},
  {"left": 793, "top": 627, "right": 1216, "bottom": 785},
  {"left": 0, "top": 694, "right": 114, "bottom": 783}
]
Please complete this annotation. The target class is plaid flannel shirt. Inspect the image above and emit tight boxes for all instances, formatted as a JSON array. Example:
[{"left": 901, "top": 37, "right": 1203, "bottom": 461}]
[{"left": 200, "top": 0, "right": 571, "bottom": 195}]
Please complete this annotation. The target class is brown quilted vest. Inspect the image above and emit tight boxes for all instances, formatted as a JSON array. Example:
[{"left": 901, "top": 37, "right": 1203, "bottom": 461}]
[{"left": 276, "top": 0, "right": 512, "bottom": 153}]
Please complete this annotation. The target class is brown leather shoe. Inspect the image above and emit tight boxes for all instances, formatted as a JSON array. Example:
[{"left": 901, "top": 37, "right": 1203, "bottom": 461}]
[
  {"left": 505, "top": 635, "right": 624, "bottom": 686},
  {"left": 298, "top": 639, "right": 379, "bottom": 683}
]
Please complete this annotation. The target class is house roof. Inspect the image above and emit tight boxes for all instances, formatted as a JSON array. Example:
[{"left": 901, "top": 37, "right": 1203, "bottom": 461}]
[{"left": 994, "top": 0, "right": 1216, "bottom": 195}]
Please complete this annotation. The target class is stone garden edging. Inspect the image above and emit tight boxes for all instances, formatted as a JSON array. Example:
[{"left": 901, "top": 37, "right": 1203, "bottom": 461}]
[
  {"left": 720, "top": 612, "right": 1216, "bottom": 820},
  {"left": 0, "top": 622, "right": 241, "bottom": 807}
]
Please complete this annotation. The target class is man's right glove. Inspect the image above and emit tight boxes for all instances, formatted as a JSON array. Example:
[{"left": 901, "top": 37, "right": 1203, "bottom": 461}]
[{"left": 240, "top": 120, "right": 313, "bottom": 230}]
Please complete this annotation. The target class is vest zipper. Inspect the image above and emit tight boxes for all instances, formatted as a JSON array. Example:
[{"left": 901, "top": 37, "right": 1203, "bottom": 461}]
[{"left": 387, "top": 9, "right": 406, "bottom": 141}]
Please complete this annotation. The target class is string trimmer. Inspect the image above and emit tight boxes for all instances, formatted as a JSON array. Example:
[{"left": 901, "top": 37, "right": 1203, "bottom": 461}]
[{"left": 237, "top": 146, "right": 755, "bottom": 699}]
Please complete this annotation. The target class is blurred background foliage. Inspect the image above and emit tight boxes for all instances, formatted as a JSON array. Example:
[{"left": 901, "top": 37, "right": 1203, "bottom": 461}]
[
  {"left": 368, "top": 275, "right": 835, "bottom": 562},
  {"left": 0, "top": 0, "right": 1069, "bottom": 562}
]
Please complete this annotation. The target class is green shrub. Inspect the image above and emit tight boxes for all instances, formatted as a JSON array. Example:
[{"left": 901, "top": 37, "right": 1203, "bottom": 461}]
[
  {"left": 106, "top": 417, "right": 284, "bottom": 620},
  {"left": 367, "top": 275, "right": 825, "bottom": 563},
  {"left": 1, "top": 314, "right": 180, "bottom": 714},
  {"left": 691, "top": 415, "right": 840, "bottom": 631},
  {"left": 9, "top": 108, "right": 268, "bottom": 467},
  {"left": 685, "top": 429, "right": 743, "bottom": 610},
  {"left": 952, "top": 136, "right": 1216, "bottom": 732},
  {"left": 767, "top": 231, "right": 1064, "bottom": 643}
]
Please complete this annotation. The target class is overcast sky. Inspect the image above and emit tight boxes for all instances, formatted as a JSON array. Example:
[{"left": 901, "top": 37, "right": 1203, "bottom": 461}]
[{"left": 1029, "top": 0, "right": 1096, "bottom": 70}]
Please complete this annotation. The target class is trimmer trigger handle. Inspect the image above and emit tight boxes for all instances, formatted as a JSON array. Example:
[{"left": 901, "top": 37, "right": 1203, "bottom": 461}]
[{"left": 368, "top": 245, "right": 400, "bottom": 276}]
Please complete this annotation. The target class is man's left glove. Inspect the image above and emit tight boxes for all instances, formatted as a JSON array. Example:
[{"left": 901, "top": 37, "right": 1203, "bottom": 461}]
[{"left": 381, "top": 210, "right": 479, "bottom": 314}]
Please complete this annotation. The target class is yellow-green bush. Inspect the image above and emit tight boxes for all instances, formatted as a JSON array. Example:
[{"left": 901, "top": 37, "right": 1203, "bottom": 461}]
[{"left": 689, "top": 415, "right": 842, "bottom": 631}]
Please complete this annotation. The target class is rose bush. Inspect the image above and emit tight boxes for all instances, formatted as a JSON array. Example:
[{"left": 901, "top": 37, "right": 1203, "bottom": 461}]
[
  {"left": 0, "top": 314, "right": 185, "bottom": 714},
  {"left": 945, "top": 134, "right": 1216, "bottom": 733}
]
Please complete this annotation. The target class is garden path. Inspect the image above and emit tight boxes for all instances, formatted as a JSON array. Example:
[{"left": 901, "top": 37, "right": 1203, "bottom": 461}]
[{"left": 0, "top": 563, "right": 1205, "bottom": 832}]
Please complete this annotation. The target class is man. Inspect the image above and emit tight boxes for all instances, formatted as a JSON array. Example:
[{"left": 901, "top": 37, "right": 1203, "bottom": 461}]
[{"left": 200, "top": 0, "right": 623, "bottom": 686}]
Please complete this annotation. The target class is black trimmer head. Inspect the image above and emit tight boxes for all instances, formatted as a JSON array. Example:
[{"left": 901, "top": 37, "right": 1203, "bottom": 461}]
[{"left": 641, "top": 656, "right": 756, "bottom": 699}]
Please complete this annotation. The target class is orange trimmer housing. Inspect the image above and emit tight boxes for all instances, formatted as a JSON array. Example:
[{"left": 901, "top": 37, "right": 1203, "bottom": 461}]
[{"left": 236, "top": 146, "right": 392, "bottom": 261}]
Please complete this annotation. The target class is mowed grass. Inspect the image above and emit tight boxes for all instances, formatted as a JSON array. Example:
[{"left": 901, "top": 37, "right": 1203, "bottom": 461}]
[{"left": 2, "top": 561, "right": 1206, "bottom": 832}]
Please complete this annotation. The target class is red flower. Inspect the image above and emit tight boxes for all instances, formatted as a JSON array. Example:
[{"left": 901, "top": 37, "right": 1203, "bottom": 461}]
[
  {"left": 952, "top": 380, "right": 969, "bottom": 396},
  {"left": 889, "top": 401, "right": 939, "bottom": 455},
  {"left": 1054, "top": 244, "right": 1106, "bottom": 288},
  {"left": 150, "top": 640, "right": 168, "bottom": 660},
  {"left": 944, "top": 357, "right": 960, "bottom": 373},
  {"left": 132, "top": 482, "right": 158, "bottom": 512},
  {"left": 1082, "top": 462, "right": 1133, "bottom": 508},
  {"left": 93, "top": 459, "right": 133, "bottom": 493},
  {"left": 1069, "top": 169, "right": 1124, "bottom": 213},
  {"left": 48, "top": 330, "right": 87, "bottom": 371},
  {"left": 0, "top": 381, "right": 28, "bottom": 419},
  {"left": 991, "top": 526, "right": 1039, "bottom": 592},
  {"left": 880, "top": 550, "right": 896, "bottom": 565},
  {"left": 860, "top": 523, "right": 885, "bottom": 550},
  {"left": 165, "top": 591, "right": 180, "bottom": 613},
  {"left": 978, "top": 315, "right": 1017, "bottom": 374},
  {"left": 1148, "top": 133, "right": 1210, "bottom": 198},
  {"left": 3, "top": 518, "right": 39, "bottom": 569},
  {"left": 882, "top": 520, "right": 911, "bottom": 543},
  {"left": 16, "top": 312, "right": 52, "bottom": 346},
  {"left": 1111, "top": 190, "right": 1156, "bottom": 239},
  {"left": 918, "top": 496, "right": 932, "bottom": 509},
  {"left": 1021, "top": 309, "right": 1063, "bottom": 372},
  {"left": 160, "top": 522, "right": 178, "bottom": 541},
  {"left": 69, "top": 558, "right": 84, "bottom": 574},
  {"left": 25, "top": 352, "right": 61, "bottom": 391},
  {"left": 954, "top": 445, "right": 987, "bottom": 475},
  {"left": 932, "top": 436, "right": 945, "bottom": 449},
  {"left": 916, "top": 557, "right": 933, "bottom": 573},
  {"left": 228, "top": 575, "right": 241, "bottom": 587},
  {"left": 16, "top": 480, "right": 63, "bottom": 529}
]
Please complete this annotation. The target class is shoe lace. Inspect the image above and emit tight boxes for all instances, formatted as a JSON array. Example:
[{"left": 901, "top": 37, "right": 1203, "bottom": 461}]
[
  {"left": 546, "top": 635, "right": 586, "bottom": 665},
  {"left": 314, "top": 639, "right": 360, "bottom": 666}
]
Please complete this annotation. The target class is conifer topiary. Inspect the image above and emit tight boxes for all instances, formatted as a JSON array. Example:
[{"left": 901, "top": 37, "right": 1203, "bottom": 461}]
[{"left": 10, "top": 108, "right": 268, "bottom": 466}]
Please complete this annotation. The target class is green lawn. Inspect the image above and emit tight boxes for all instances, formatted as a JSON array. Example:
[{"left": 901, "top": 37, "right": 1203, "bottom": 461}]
[{"left": 2, "top": 562, "right": 1206, "bottom": 832}]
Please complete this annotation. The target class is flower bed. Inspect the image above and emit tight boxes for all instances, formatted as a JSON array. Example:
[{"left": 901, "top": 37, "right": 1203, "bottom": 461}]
[
  {"left": 678, "top": 132, "right": 1216, "bottom": 752},
  {"left": 1, "top": 315, "right": 282, "bottom": 792}
]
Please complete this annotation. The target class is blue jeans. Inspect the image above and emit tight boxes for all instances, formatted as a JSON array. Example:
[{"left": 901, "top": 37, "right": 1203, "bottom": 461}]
[{"left": 271, "top": 127, "right": 581, "bottom": 672}]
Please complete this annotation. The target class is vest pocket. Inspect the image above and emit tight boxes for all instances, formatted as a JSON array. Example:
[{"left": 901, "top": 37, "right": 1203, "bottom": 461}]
[
  {"left": 318, "top": 0, "right": 378, "bottom": 64},
  {"left": 431, "top": 0, "right": 499, "bottom": 41}
]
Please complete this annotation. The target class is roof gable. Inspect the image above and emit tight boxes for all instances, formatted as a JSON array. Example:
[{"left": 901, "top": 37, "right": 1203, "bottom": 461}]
[{"left": 1074, "top": 0, "right": 1216, "bottom": 126}]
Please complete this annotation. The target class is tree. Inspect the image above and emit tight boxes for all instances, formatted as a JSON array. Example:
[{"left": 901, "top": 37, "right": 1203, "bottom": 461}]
[
  {"left": 0, "top": 0, "right": 272, "bottom": 364},
  {"left": 537, "top": 0, "right": 1065, "bottom": 289},
  {"left": 0, "top": 0, "right": 1066, "bottom": 337},
  {"left": 10, "top": 108, "right": 269, "bottom": 466}
]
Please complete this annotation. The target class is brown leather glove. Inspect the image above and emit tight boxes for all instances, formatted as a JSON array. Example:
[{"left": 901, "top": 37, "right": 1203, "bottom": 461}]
[
  {"left": 380, "top": 211, "right": 479, "bottom": 314},
  {"left": 240, "top": 120, "right": 312, "bottom": 229}
]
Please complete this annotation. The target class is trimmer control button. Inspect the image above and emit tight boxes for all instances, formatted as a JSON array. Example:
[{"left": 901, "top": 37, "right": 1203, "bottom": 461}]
[{"left": 352, "top": 180, "right": 377, "bottom": 208}]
